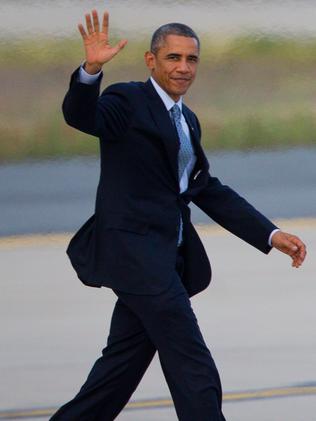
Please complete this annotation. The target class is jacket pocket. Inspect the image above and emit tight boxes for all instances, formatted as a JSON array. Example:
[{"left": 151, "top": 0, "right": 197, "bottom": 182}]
[{"left": 103, "top": 214, "right": 149, "bottom": 235}]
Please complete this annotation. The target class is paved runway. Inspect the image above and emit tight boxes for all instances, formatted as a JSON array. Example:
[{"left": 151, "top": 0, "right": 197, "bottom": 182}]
[
  {"left": 1, "top": 219, "right": 315, "bottom": 420},
  {"left": 1, "top": 148, "right": 316, "bottom": 236}
]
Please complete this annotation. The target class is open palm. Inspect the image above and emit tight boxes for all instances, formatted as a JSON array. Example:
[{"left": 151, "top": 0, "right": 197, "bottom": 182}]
[{"left": 78, "top": 9, "right": 127, "bottom": 68}]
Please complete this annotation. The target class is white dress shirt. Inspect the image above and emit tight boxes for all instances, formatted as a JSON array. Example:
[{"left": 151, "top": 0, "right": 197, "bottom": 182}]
[{"left": 77, "top": 64, "right": 279, "bottom": 246}]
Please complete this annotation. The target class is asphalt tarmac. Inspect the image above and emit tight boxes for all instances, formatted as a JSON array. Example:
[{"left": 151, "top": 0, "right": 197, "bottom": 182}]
[
  {"left": 1, "top": 147, "right": 316, "bottom": 236},
  {"left": 1, "top": 219, "right": 315, "bottom": 420}
]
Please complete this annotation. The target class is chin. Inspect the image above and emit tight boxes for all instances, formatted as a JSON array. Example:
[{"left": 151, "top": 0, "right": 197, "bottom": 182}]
[
  {"left": 171, "top": 87, "right": 187, "bottom": 95},
  {"left": 177, "top": 89, "right": 188, "bottom": 97}
]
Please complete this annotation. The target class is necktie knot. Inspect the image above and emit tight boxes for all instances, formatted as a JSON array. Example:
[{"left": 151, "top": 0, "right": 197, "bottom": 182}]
[{"left": 170, "top": 104, "right": 182, "bottom": 123}]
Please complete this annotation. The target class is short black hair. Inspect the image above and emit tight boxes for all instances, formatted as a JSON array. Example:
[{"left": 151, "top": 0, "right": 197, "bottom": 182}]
[{"left": 150, "top": 23, "right": 200, "bottom": 54}]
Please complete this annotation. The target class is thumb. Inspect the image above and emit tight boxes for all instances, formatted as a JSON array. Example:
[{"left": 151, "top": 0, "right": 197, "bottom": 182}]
[
  {"left": 283, "top": 238, "right": 298, "bottom": 254},
  {"left": 273, "top": 232, "right": 298, "bottom": 254},
  {"left": 112, "top": 39, "right": 128, "bottom": 56}
]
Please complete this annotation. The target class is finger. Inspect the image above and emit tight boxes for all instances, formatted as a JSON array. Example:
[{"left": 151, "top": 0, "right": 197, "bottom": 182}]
[
  {"left": 297, "top": 244, "right": 307, "bottom": 261},
  {"left": 85, "top": 13, "right": 94, "bottom": 35},
  {"left": 102, "top": 12, "right": 109, "bottom": 35},
  {"left": 115, "top": 39, "right": 128, "bottom": 52},
  {"left": 291, "top": 247, "right": 306, "bottom": 267},
  {"left": 292, "top": 259, "right": 299, "bottom": 268},
  {"left": 102, "top": 11, "right": 109, "bottom": 35},
  {"left": 286, "top": 236, "right": 300, "bottom": 252},
  {"left": 281, "top": 239, "right": 298, "bottom": 255},
  {"left": 100, "top": 40, "right": 127, "bottom": 63},
  {"left": 290, "top": 238, "right": 307, "bottom": 261},
  {"left": 109, "top": 39, "right": 128, "bottom": 58},
  {"left": 291, "top": 249, "right": 302, "bottom": 267},
  {"left": 92, "top": 9, "right": 100, "bottom": 33},
  {"left": 292, "top": 238, "right": 306, "bottom": 256},
  {"left": 292, "top": 256, "right": 302, "bottom": 268},
  {"left": 292, "top": 254, "right": 301, "bottom": 267},
  {"left": 290, "top": 236, "right": 303, "bottom": 247},
  {"left": 78, "top": 23, "right": 88, "bottom": 40}
]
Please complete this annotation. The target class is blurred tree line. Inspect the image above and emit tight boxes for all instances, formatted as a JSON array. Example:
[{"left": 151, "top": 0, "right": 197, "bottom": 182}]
[{"left": 1, "top": 34, "right": 316, "bottom": 162}]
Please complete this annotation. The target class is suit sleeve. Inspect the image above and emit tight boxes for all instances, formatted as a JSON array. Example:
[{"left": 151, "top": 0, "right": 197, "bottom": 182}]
[
  {"left": 62, "top": 66, "right": 132, "bottom": 141},
  {"left": 192, "top": 174, "right": 278, "bottom": 254}
]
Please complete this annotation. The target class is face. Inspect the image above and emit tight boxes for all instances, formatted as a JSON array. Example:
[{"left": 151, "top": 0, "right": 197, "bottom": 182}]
[{"left": 145, "top": 34, "right": 200, "bottom": 101}]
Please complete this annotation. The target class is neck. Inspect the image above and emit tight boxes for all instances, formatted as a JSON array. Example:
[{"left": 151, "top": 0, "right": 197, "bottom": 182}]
[{"left": 150, "top": 76, "right": 182, "bottom": 103}]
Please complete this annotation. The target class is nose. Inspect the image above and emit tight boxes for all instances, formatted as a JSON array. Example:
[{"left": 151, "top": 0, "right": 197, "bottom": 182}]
[{"left": 177, "top": 59, "right": 190, "bottom": 73}]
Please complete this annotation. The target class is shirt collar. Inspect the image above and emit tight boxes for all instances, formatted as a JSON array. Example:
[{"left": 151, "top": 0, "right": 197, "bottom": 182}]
[{"left": 150, "top": 77, "right": 183, "bottom": 112}]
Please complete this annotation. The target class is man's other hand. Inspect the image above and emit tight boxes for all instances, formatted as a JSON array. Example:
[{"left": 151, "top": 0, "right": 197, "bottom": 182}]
[
  {"left": 78, "top": 9, "right": 128, "bottom": 74},
  {"left": 271, "top": 231, "right": 307, "bottom": 268}
]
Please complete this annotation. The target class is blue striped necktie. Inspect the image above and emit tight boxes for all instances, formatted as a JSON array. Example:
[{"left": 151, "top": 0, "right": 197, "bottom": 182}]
[
  {"left": 170, "top": 104, "right": 194, "bottom": 246},
  {"left": 170, "top": 104, "right": 194, "bottom": 180}
]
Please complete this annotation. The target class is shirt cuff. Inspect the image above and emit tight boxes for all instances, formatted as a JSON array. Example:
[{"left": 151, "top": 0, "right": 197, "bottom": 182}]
[
  {"left": 78, "top": 61, "right": 102, "bottom": 84},
  {"left": 268, "top": 228, "right": 280, "bottom": 247}
]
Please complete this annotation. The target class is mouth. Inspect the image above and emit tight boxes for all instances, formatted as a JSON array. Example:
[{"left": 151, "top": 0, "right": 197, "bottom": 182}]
[
  {"left": 171, "top": 77, "right": 191, "bottom": 82},
  {"left": 171, "top": 77, "right": 192, "bottom": 86}
]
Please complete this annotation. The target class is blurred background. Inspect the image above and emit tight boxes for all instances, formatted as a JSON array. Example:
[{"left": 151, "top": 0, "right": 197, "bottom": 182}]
[
  {"left": 2, "top": 0, "right": 316, "bottom": 161},
  {"left": 1, "top": 0, "right": 316, "bottom": 235},
  {"left": 1, "top": 1, "right": 316, "bottom": 420}
]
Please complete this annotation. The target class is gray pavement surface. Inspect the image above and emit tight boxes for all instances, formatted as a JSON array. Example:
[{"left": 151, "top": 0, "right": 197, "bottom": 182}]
[
  {"left": 1, "top": 221, "right": 315, "bottom": 420},
  {"left": 1, "top": 147, "right": 316, "bottom": 237}
]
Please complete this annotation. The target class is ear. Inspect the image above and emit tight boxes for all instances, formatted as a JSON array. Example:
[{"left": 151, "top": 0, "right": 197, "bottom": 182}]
[{"left": 144, "top": 51, "right": 156, "bottom": 71}]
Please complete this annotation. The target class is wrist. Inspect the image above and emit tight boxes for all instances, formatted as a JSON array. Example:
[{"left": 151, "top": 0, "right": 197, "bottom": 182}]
[
  {"left": 83, "top": 61, "right": 103, "bottom": 75},
  {"left": 269, "top": 228, "right": 281, "bottom": 247}
]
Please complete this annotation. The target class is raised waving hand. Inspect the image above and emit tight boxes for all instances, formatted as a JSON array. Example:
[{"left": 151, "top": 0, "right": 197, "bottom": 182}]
[{"left": 78, "top": 9, "right": 128, "bottom": 74}]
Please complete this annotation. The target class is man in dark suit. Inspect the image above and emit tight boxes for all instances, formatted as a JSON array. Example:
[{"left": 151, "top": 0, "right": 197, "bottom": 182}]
[{"left": 51, "top": 9, "right": 306, "bottom": 420}]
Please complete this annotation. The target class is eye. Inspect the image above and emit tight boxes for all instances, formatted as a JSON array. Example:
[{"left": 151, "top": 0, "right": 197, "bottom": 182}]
[{"left": 167, "top": 55, "right": 180, "bottom": 61}]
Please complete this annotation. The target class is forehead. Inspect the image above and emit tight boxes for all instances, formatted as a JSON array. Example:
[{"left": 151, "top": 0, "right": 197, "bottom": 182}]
[{"left": 159, "top": 34, "right": 199, "bottom": 55}]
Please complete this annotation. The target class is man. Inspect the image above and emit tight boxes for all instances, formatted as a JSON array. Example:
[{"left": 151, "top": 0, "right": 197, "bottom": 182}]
[{"left": 51, "top": 9, "right": 306, "bottom": 421}]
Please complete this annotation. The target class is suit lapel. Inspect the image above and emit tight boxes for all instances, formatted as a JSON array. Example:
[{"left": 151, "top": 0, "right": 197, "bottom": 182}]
[{"left": 142, "top": 79, "right": 180, "bottom": 187}]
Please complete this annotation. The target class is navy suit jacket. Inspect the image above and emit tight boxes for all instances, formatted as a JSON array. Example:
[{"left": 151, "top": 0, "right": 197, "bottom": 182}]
[{"left": 62, "top": 66, "right": 277, "bottom": 296}]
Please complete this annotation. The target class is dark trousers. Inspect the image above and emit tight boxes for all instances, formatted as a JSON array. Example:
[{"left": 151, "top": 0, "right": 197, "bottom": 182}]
[{"left": 50, "top": 248, "right": 226, "bottom": 421}]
